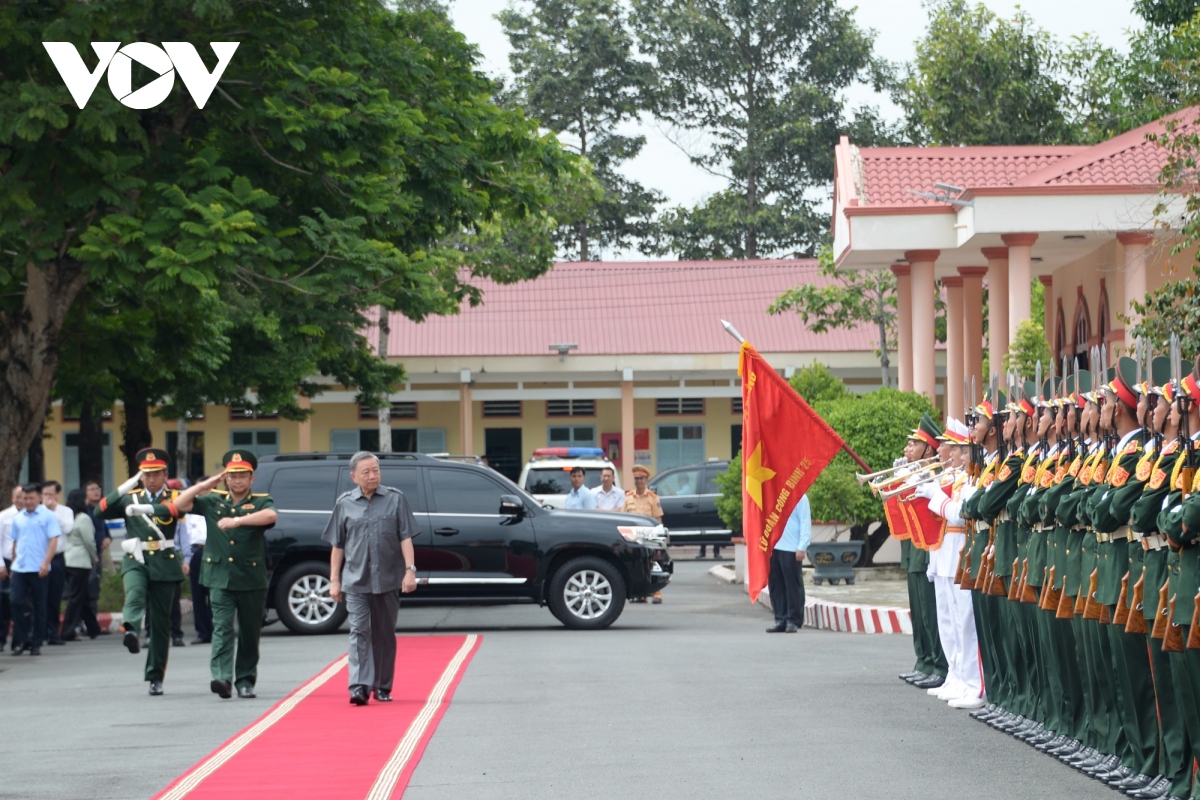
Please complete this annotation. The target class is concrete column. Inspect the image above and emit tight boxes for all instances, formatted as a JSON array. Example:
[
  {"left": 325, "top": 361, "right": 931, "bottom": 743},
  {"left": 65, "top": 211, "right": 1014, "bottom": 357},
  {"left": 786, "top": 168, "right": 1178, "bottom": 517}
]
[
  {"left": 983, "top": 247, "right": 1009, "bottom": 379},
  {"left": 943, "top": 276, "right": 964, "bottom": 419},
  {"left": 297, "top": 396, "right": 312, "bottom": 453},
  {"left": 1002, "top": 234, "right": 1038, "bottom": 344},
  {"left": 1118, "top": 232, "right": 1154, "bottom": 345},
  {"left": 906, "top": 250, "right": 939, "bottom": 403},
  {"left": 959, "top": 267, "right": 986, "bottom": 398},
  {"left": 621, "top": 368, "right": 635, "bottom": 488},
  {"left": 459, "top": 368, "right": 473, "bottom": 456},
  {"left": 1038, "top": 275, "right": 1055, "bottom": 357},
  {"left": 891, "top": 265, "right": 913, "bottom": 392}
]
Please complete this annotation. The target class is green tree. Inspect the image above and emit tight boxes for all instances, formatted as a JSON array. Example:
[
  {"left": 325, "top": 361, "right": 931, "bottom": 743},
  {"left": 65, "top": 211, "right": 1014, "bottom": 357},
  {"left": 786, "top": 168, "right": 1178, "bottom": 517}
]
[
  {"left": 499, "top": 0, "right": 662, "bottom": 260},
  {"left": 1135, "top": 0, "right": 1200, "bottom": 29},
  {"left": 0, "top": 0, "right": 578, "bottom": 492},
  {"left": 771, "top": 246, "right": 897, "bottom": 387},
  {"left": 1002, "top": 318, "right": 1054, "bottom": 380},
  {"left": 900, "top": 0, "right": 1130, "bottom": 147},
  {"left": 788, "top": 361, "right": 852, "bottom": 405},
  {"left": 631, "top": 0, "right": 890, "bottom": 258}
]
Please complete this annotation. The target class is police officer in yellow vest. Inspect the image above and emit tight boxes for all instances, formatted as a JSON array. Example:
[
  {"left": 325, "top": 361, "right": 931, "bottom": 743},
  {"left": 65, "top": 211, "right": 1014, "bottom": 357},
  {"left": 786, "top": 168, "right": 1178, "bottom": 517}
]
[
  {"left": 175, "top": 451, "right": 277, "bottom": 699},
  {"left": 98, "top": 448, "right": 184, "bottom": 696}
]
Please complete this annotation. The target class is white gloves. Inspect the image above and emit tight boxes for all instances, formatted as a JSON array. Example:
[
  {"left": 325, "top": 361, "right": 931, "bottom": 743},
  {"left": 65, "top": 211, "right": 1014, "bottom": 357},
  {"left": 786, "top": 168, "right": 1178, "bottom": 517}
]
[
  {"left": 912, "top": 481, "right": 940, "bottom": 500},
  {"left": 120, "top": 537, "right": 144, "bottom": 564},
  {"left": 117, "top": 472, "right": 143, "bottom": 494},
  {"left": 125, "top": 504, "right": 156, "bottom": 517},
  {"left": 893, "top": 456, "right": 908, "bottom": 468}
]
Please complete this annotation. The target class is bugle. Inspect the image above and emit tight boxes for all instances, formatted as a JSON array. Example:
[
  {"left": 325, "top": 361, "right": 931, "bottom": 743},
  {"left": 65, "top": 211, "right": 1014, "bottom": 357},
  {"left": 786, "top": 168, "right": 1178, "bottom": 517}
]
[
  {"left": 855, "top": 457, "right": 938, "bottom": 486},
  {"left": 877, "top": 464, "right": 947, "bottom": 499}
]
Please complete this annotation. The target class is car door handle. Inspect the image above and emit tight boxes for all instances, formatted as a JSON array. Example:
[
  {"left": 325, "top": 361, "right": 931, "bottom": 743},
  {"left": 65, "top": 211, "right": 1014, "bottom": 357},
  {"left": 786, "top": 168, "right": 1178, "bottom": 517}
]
[
  {"left": 682, "top": 503, "right": 697, "bottom": 509},
  {"left": 434, "top": 527, "right": 460, "bottom": 537}
]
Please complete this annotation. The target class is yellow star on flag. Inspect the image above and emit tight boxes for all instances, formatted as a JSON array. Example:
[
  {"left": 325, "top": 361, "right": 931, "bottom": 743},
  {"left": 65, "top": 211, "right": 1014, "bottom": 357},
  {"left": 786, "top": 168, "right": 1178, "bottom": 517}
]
[{"left": 744, "top": 441, "right": 776, "bottom": 509}]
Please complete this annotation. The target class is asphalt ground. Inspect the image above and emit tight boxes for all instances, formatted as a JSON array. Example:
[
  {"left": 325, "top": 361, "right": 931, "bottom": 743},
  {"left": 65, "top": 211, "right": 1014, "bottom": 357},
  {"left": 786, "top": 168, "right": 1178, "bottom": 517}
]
[{"left": 3, "top": 562, "right": 1103, "bottom": 800}]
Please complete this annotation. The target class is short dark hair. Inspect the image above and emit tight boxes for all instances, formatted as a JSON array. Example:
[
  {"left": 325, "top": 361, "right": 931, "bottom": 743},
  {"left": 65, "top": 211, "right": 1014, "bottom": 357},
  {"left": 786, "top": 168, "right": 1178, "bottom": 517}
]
[
  {"left": 569, "top": 466, "right": 585, "bottom": 477},
  {"left": 66, "top": 489, "right": 88, "bottom": 516},
  {"left": 601, "top": 467, "right": 614, "bottom": 477},
  {"left": 42, "top": 480, "right": 62, "bottom": 493},
  {"left": 84, "top": 480, "right": 101, "bottom": 490},
  {"left": 22, "top": 483, "right": 41, "bottom": 494}
]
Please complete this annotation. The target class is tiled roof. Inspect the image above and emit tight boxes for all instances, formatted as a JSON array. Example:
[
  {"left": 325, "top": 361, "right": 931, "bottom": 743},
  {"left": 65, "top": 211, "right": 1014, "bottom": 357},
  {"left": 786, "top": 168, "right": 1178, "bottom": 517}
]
[
  {"left": 838, "top": 107, "right": 1199, "bottom": 210},
  {"left": 382, "top": 260, "right": 882, "bottom": 357},
  {"left": 855, "top": 146, "right": 1082, "bottom": 208}
]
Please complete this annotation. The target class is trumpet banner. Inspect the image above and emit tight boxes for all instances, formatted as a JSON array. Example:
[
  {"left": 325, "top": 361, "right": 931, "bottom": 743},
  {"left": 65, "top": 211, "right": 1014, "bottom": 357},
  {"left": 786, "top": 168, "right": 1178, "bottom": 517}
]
[{"left": 883, "top": 489, "right": 943, "bottom": 551}]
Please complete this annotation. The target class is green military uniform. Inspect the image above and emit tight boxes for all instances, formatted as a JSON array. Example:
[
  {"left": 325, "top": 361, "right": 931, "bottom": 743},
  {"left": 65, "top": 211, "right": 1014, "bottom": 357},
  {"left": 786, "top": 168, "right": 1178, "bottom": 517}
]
[
  {"left": 97, "top": 448, "right": 183, "bottom": 691},
  {"left": 193, "top": 450, "right": 275, "bottom": 698},
  {"left": 1090, "top": 357, "right": 1157, "bottom": 780}
]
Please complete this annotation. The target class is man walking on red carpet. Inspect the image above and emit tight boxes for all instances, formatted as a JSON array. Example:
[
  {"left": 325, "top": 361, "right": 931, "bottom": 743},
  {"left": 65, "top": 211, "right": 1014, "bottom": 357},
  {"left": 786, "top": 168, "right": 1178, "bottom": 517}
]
[{"left": 324, "top": 452, "right": 418, "bottom": 706}]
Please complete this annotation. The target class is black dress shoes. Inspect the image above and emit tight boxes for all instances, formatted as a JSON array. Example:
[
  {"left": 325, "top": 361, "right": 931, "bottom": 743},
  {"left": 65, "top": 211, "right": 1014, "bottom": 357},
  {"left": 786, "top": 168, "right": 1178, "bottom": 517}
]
[
  {"left": 899, "top": 670, "right": 922, "bottom": 681},
  {"left": 1035, "top": 733, "right": 1067, "bottom": 751},
  {"left": 374, "top": 690, "right": 393, "bottom": 702},
  {"left": 148, "top": 681, "right": 163, "bottom": 696},
  {"left": 211, "top": 679, "right": 233, "bottom": 699},
  {"left": 29, "top": 646, "right": 41, "bottom": 656},
  {"left": 350, "top": 687, "right": 369, "bottom": 706},
  {"left": 237, "top": 686, "right": 256, "bottom": 699},
  {"left": 46, "top": 638, "right": 64, "bottom": 646},
  {"left": 1101, "top": 765, "right": 1134, "bottom": 785},
  {"left": 11, "top": 643, "right": 26, "bottom": 656},
  {"left": 1116, "top": 774, "right": 1156, "bottom": 793},
  {"left": 914, "top": 675, "right": 945, "bottom": 689},
  {"left": 1132, "top": 778, "right": 1172, "bottom": 799},
  {"left": 172, "top": 635, "right": 185, "bottom": 647},
  {"left": 784, "top": 623, "right": 798, "bottom": 633},
  {"left": 192, "top": 637, "right": 211, "bottom": 645},
  {"left": 123, "top": 629, "right": 140, "bottom": 654},
  {"left": 766, "top": 623, "right": 787, "bottom": 633}
]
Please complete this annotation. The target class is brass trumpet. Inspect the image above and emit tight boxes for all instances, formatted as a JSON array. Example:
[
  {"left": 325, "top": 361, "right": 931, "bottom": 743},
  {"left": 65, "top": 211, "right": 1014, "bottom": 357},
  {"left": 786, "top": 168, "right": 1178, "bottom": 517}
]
[
  {"left": 855, "top": 457, "right": 938, "bottom": 486},
  {"left": 877, "top": 463, "right": 947, "bottom": 500}
]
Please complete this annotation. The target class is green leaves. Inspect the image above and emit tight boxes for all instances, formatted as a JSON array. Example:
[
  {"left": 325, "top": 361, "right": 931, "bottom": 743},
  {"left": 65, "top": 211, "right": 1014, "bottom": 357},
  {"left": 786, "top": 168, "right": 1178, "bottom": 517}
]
[{"left": 1002, "top": 319, "right": 1053, "bottom": 383}]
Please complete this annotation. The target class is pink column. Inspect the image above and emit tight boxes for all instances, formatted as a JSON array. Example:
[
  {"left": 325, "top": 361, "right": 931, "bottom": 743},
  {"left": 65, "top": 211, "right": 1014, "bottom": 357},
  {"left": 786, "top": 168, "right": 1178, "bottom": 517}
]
[
  {"left": 1002, "top": 233, "right": 1038, "bottom": 344},
  {"left": 621, "top": 374, "right": 635, "bottom": 488},
  {"left": 906, "top": 250, "right": 939, "bottom": 403},
  {"left": 1038, "top": 275, "right": 1055, "bottom": 359},
  {"left": 943, "top": 276, "right": 964, "bottom": 418},
  {"left": 891, "top": 265, "right": 913, "bottom": 392},
  {"left": 959, "top": 267, "right": 986, "bottom": 399},
  {"left": 983, "top": 247, "right": 1009, "bottom": 380},
  {"left": 1118, "top": 232, "right": 1154, "bottom": 345}
]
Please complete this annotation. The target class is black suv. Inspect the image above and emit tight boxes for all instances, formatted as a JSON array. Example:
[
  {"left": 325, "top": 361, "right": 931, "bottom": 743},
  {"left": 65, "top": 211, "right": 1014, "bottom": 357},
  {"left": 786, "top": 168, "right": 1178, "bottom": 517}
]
[
  {"left": 252, "top": 453, "right": 672, "bottom": 633},
  {"left": 647, "top": 460, "right": 731, "bottom": 546}
]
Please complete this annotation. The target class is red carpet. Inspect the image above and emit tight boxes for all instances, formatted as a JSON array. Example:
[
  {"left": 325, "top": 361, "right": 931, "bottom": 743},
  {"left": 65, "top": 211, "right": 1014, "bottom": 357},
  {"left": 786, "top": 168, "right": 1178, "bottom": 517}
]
[{"left": 154, "top": 634, "right": 480, "bottom": 800}]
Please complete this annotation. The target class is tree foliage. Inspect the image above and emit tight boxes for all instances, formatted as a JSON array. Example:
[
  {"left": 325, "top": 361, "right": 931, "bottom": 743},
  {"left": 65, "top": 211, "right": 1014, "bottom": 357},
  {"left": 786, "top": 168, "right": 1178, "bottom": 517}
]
[
  {"left": 499, "top": 0, "right": 660, "bottom": 260},
  {"left": 1002, "top": 318, "right": 1054, "bottom": 382},
  {"left": 631, "top": 0, "right": 890, "bottom": 258},
  {"left": 788, "top": 360, "right": 852, "bottom": 406},
  {"left": 0, "top": 0, "right": 579, "bottom": 488}
]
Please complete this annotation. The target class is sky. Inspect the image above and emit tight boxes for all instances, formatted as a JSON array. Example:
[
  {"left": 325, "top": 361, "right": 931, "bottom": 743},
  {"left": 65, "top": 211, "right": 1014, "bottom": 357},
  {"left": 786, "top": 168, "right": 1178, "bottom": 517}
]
[{"left": 448, "top": 0, "right": 1146, "bottom": 256}]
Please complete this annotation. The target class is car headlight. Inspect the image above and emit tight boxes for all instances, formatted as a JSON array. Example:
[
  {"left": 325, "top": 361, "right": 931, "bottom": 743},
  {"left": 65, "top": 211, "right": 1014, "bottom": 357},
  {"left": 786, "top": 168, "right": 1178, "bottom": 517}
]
[{"left": 618, "top": 525, "right": 669, "bottom": 545}]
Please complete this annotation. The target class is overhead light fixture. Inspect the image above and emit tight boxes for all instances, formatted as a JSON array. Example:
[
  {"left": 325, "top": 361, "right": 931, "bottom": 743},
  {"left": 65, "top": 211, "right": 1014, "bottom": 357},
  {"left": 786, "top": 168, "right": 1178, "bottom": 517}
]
[
  {"left": 906, "top": 181, "right": 974, "bottom": 207},
  {"left": 549, "top": 343, "right": 578, "bottom": 361},
  {"left": 1063, "top": 234, "right": 1086, "bottom": 241}
]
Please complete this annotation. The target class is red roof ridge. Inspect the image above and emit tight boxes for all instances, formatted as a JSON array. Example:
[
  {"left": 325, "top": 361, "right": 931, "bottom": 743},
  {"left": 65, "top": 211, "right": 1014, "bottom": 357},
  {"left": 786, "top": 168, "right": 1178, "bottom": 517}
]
[
  {"left": 1013, "top": 106, "right": 1199, "bottom": 187},
  {"left": 856, "top": 144, "right": 1085, "bottom": 158}
]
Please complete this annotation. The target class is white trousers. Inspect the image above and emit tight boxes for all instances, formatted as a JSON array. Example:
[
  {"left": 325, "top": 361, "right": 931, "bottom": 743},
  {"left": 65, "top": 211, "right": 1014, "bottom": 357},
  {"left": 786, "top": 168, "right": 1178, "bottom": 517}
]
[{"left": 933, "top": 575, "right": 983, "bottom": 700}]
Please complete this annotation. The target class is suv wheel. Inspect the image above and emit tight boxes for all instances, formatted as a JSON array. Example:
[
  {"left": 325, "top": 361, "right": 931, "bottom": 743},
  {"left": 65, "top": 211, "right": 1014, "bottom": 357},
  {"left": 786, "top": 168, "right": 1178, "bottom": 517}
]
[
  {"left": 276, "top": 562, "right": 347, "bottom": 635},
  {"left": 548, "top": 556, "right": 626, "bottom": 630}
]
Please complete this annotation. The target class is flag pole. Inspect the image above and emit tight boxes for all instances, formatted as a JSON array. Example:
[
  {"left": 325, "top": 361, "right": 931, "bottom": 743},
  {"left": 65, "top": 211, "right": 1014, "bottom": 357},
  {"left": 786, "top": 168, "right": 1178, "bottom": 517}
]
[{"left": 720, "top": 320, "right": 872, "bottom": 473}]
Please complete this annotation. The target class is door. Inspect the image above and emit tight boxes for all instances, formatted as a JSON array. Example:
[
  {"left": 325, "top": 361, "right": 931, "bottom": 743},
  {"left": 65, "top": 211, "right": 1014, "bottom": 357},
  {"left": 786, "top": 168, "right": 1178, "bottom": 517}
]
[
  {"left": 423, "top": 467, "right": 536, "bottom": 597},
  {"left": 651, "top": 466, "right": 703, "bottom": 537},
  {"left": 484, "top": 428, "right": 522, "bottom": 482}
]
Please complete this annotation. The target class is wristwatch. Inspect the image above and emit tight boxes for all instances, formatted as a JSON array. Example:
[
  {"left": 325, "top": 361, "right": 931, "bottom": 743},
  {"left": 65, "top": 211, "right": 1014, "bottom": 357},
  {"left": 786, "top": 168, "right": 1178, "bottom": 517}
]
[{"left": 405, "top": 565, "right": 417, "bottom": 573}]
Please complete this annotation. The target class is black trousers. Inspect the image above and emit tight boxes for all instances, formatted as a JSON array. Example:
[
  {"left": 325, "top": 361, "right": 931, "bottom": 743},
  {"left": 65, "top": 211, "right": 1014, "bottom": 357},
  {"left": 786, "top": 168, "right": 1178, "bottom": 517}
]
[
  {"left": 60, "top": 566, "right": 101, "bottom": 638},
  {"left": 11, "top": 572, "right": 48, "bottom": 648},
  {"left": 189, "top": 547, "right": 212, "bottom": 640},
  {"left": 0, "top": 559, "right": 11, "bottom": 646},
  {"left": 768, "top": 548, "right": 804, "bottom": 627},
  {"left": 45, "top": 553, "right": 65, "bottom": 641}
]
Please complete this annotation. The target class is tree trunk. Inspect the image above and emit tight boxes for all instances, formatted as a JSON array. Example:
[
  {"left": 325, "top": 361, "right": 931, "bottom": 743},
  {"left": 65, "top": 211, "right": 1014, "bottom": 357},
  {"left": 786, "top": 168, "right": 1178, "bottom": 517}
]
[
  {"left": 0, "top": 259, "right": 89, "bottom": 501},
  {"left": 120, "top": 398, "right": 153, "bottom": 475},
  {"left": 26, "top": 426, "right": 45, "bottom": 483},
  {"left": 377, "top": 310, "right": 391, "bottom": 453},
  {"left": 876, "top": 297, "right": 891, "bottom": 389},
  {"left": 78, "top": 400, "right": 106, "bottom": 487},
  {"left": 175, "top": 416, "right": 188, "bottom": 480}
]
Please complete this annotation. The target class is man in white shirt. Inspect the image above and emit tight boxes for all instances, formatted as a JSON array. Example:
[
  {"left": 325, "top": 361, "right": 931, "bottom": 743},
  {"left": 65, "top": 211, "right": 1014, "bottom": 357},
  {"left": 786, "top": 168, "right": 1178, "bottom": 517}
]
[
  {"left": 0, "top": 485, "right": 21, "bottom": 651},
  {"left": 41, "top": 481, "right": 73, "bottom": 645},
  {"left": 592, "top": 468, "right": 624, "bottom": 511}
]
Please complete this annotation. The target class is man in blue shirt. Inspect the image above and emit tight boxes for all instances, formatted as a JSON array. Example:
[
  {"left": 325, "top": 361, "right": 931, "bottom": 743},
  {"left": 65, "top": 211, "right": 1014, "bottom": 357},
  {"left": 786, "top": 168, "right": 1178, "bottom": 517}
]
[
  {"left": 767, "top": 494, "right": 810, "bottom": 633},
  {"left": 9, "top": 484, "right": 60, "bottom": 655},
  {"left": 564, "top": 467, "right": 597, "bottom": 510}
]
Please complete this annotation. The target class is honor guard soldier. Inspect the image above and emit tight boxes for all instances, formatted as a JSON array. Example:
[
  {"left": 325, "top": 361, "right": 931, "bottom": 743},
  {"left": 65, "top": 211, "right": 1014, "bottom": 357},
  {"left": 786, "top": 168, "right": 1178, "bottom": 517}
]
[
  {"left": 98, "top": 448, "right": 184, "bottom": 695},
  {"left": 622, "top": 465, "right": 664, "bottom": 603},
  {"left": 175, "top": 451, "right": 277, "bottom": 700}
]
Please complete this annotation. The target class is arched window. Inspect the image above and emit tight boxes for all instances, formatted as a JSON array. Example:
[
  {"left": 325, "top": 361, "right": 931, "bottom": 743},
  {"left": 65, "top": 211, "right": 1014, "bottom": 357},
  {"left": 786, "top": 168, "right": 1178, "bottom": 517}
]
[
  {"left": 1055, "top": 301, "right": 1067, "bottom": 362},
  {"left": 1074, "top": 292, "right": 1091, "bottom": 370},
  {"left": 1097, "top": 283, "right": 1111, "bottom": 347}
]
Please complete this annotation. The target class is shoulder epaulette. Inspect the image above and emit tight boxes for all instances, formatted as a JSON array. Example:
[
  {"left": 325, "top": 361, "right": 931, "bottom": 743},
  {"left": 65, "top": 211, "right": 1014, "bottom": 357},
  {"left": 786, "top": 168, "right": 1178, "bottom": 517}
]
[
  {"left": 251, "top": 493, "right": 269, "bottom": 498},
  {"left": 127, "top": 488, "right": 143, "bottom": 497},
  {"left": 212, "top": 489, "right": 230, "bottom": 497}
]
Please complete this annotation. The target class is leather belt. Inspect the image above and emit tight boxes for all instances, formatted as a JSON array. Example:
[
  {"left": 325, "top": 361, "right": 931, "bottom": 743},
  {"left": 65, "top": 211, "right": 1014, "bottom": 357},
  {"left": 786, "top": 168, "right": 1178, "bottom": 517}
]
[
  {"left": 142, "top": 539, "right": 175, "bottom": 552},
  {"left": 1096, "top": 532, "right": 1111, "bottom": 543},
  {"left": 1143, "top": 533, "right": 1167, "bottom": 551},
  {"left": 1112, "top": 526, "right": 1130, "bottom": 542},
  {"left": 1131, "top": 530, "right": 1145, "bottom": 541}
]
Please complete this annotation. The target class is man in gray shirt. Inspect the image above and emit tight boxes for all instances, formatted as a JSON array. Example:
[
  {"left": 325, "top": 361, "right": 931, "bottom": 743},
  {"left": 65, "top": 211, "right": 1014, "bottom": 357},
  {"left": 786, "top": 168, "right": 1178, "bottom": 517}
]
[{"left": 322, "top": 452, "right": 418, "bottom": 705}]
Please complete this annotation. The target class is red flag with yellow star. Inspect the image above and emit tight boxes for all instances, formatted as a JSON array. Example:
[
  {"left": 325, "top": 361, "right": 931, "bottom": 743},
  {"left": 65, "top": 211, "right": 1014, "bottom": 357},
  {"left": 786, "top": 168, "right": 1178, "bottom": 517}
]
[{"left": 739, "top": 341, "right": 844, "bottom": 603}]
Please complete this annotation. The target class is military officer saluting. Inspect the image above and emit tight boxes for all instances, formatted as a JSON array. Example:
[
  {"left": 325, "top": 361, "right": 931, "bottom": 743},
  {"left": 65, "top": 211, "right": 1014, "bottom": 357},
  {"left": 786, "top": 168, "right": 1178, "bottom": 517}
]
[
  {"left": 98, "top": 448, "right": 185, "bottom": 696},
  {"left": 175, "top": 451, "right": 277, "bottom": 700}
]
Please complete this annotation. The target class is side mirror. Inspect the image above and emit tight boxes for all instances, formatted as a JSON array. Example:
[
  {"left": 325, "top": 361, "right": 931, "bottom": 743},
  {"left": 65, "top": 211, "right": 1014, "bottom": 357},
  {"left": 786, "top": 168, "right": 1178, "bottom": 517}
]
[{"left": 499, "top": 494, "right": 525, "bottom": 517}]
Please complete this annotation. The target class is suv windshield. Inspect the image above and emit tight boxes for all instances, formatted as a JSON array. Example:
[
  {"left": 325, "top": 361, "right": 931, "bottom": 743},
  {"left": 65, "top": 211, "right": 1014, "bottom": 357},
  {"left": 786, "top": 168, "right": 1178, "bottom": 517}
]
[{"left": 524, "top": 467, "right": 608, "bottom": 495}]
